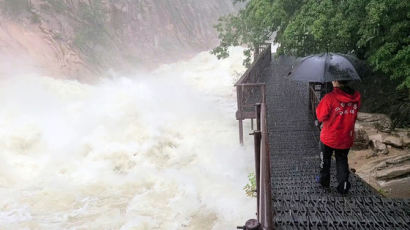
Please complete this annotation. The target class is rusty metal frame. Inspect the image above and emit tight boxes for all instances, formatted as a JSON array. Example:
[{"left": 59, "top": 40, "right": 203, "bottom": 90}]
[
  {"left": 239, "top": 103, "right": 273, "bottom": 230},
  {"left": 236, "top": 43, "right": 273, "bottom": 230},
  {"left": 309, "top": 82, "right": 332, "bottom": 130},
  {"left": 309, "top": 83, "right": 321, "bottom": 120},
  {"left": 235, "top": 44, "right": 271, "bottom": 144},
  {"left": 257, "top": 102, "right": 273, "bottom": 230}
]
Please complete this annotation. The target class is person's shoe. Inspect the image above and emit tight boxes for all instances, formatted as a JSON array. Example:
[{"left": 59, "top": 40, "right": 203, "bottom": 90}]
[
  {"left": 337, "top": 181, "right": 351, "bottom": 194},
  {"left": 316, "top": 176, "right": 330, "bottom": 188}
]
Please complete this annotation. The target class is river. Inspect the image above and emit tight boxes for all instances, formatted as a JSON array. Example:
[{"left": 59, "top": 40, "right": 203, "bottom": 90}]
[{"left": 0, "top": 47, "right": 255, "bottom": 230}]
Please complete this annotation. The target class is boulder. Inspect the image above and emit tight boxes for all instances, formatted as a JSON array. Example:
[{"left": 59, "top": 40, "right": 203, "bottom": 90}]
[
  {"left": 370, "top": 140, "right": 389, "bottom": 155},
  {"left": 357, "top": 112, "right": 392, "bottom": 132},
  {"left": 369, "top": 134, "right": 383, "bottom": 142},
  {"left": 365, "top": 151, "right": 377, "bottom": 159},
  {"left": 393, "top": 129, "right": 410, "bottom": 147},
  {"left": 403, "top": 136, "right": 410, "bottom": 148},
  {"left": 353, "top": 124, "right": 369, "bottom": 150},
  {"left": 375, "top": 155, "right": 410, "bottom": 170},
  {"left": 382, "top": 135, "right": 403, "bottom": 148},
  {"left": 386, "top": 154, "right": 410, "bottom": 164},
  {"left": 376, "top": 165, "right": 410, "bottom": 181},
  {"left": 377, "top": 177, "right": 410, "bottom": 198}
]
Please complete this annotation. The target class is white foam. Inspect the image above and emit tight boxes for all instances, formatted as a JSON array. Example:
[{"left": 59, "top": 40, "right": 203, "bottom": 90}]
[{"left": 0, "top": 47, "right": 255, "bottom": 229}]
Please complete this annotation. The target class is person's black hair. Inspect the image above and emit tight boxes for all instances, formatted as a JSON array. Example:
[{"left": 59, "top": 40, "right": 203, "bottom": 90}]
[
  {"left": 338, "top": 80, "right": 350, "bottom": 85},
  {"left": 337, "top": 80, "right": 355, "bottom": 95}
]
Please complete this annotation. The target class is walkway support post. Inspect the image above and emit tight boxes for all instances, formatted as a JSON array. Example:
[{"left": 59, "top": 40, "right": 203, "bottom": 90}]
[
  {"left": 239, "top": 119, "right": 244, "bottom": 145},
  {"left": 252, "top": 103, "right": 262, "bottom": 214},
  {"left": 259, "top": 102, "right": 273, "bottom": 230}
]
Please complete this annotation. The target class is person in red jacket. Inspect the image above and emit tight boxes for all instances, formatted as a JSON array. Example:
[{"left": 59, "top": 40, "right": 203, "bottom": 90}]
[{"left": 316, "top": 80, "right": 361, "bottom": 194}]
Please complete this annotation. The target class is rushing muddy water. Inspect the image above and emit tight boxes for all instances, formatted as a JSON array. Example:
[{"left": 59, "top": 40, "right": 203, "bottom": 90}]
[{"left": 0, "top": 47, "right": 255, "bottom": 230}]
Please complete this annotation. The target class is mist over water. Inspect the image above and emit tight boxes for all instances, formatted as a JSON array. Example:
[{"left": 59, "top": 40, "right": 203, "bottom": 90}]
[{"left": 0, "top": 47, "right": 255, "bottom": 229}]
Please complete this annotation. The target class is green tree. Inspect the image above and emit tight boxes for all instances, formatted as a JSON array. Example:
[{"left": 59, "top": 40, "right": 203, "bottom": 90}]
[
  {"left": 277, "top": 0, "right": 369, "bottom": 56},
  {"left": 213, "top": 0, "right": 409, "bottom": 89},
  {"left": 213, "top": 0, "right": 409, "bottom": 126},
  {"left": 243, "top": 172, "right": 257, "bottom": 198},
  {"left": 212, "top": 0, "right": 276, "bottom": 66},
  {"left": 357, "top": 0, "right": 410, "bottom": 89}
]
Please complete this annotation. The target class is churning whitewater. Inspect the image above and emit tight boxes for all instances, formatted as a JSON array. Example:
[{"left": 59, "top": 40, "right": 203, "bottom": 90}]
[{"left": 0, "top": 47, "right": 255, "bottom": 230}]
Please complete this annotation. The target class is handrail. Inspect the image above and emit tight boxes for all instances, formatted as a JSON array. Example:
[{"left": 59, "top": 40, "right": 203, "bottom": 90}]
[
  {"left": 309, "top": 82, "right": 332, "bottom": 128},
  {"left": 238, "top": 102, "right": 273, "bottom": 230},
  {"left": 258, "top": 102, "right": 273, "bottom": 230},
  {"left": 236, "top": 43, "right": 273, "bottom": 230},
  {"left": 309, "top": 83, "right": 320, "bottom": 120},
  {"left": 235, "top": 43, "right": 271, "bottom": 144},
  {"left": 235, "top": 43, "right": 272, "bottom": 86}
]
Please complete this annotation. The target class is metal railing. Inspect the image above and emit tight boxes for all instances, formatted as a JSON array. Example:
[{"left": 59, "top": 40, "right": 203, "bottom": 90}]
[
  {"left": 309, "top": 82, "right": 332, "bottom": 130},
  {"left": 256, "top": 102, "right": 274, "bottom": 230},
  {"left": 236, "top": 44, "right": 273, "bottom": 230},
  {"left": 309, "top": 83, "right": 321, "bottom": 120},
  {"left": 235, "top": 44, "right": 271, "bottom": 144},
  {"left": 238, "top": 98, "right": 273, "bottom": 230}
]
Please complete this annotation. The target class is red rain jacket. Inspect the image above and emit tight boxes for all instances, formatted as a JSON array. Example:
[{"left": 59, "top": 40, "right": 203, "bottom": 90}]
[{"left": 316, "top": 87, "right": 361, "bottom": 149}]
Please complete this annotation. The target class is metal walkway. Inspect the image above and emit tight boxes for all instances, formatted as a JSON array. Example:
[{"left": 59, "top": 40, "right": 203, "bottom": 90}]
[{"left": 263, "top": 56, "right": 410, "bottom": 229}]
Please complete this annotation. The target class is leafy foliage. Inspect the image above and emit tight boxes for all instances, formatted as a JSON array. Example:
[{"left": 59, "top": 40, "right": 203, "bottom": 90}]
[
  {"left": 213, "top": 0, "right": 409, "bottom": 126},
  {"left": 244, "top": 172, "right": 257, "bottom": 198},
  {"left": 212, "top": 0, "right": 276, "bottom": 66},
  {"left": 278, "top": 0, "right": 364, "bottom": 56},
  {"left": 213, "top": 0, "right": 410, "bottom": 90},
  {"left": 357, "top": 0, "right": 410, "bottom": 89}
]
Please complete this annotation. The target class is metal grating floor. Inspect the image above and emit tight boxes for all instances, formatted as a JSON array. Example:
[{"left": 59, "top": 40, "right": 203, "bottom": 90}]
[{"left": 262, "top": 56, "right": 410, "bottom": 229}]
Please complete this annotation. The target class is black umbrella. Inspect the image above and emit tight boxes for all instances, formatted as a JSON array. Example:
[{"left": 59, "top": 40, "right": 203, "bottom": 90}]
[{"left": 289, "top": 53, "right": 361, "bottom": 82}]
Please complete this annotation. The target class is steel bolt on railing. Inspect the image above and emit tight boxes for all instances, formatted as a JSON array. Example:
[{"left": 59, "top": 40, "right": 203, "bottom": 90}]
[{"left": 237, "top": 219, "right": 260, "bottom": 230}]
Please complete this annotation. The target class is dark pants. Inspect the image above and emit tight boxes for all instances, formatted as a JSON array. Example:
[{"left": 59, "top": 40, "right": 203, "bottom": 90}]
[{"left": 319, "top": 142, "right": 351, "bottom": 193}]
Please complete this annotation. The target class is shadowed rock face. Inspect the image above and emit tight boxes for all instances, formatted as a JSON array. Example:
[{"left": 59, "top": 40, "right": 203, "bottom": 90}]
[
  {"left": 0, "top": 0, "right": 236, "bottom": 79},
  {"left": 108, "top": 0, "right": 234, "bottom": 57}
]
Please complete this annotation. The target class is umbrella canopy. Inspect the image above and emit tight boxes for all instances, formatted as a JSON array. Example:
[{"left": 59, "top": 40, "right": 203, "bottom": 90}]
[{"left": 289, "top": 53, "right": 361, "bottom": 83}]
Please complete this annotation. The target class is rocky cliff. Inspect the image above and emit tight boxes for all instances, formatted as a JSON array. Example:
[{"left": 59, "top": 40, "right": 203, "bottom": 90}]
[
  {"left": 0, "top": 0, "right": 236, "bottom": 80},
  {"left": 351, "top": 112, "right": 410, "bottom": 198}
]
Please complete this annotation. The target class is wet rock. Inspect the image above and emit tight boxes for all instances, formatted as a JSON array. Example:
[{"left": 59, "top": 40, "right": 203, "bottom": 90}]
[
  {"left": 386, "top": 154, "right": 410, "bottom": 164},
  {"left": 382, "top": 135, "right": 403, "bottom": 148},
  {"left": 374, "top": 154, "right": 410, "bottom": 189},
  {"left": 357, "top": 112, "right": 392, "bottom": 132},
  {"left": 350, "top": 123, "right": 410, "bottom": 198},
  {"left": 369, "top": 134, "right": 383, "bottom": 142},
  {"left": 370, "top": 140, "right": 389, "bottom": 155},
  {"left": 375, "top": 155, "right": 410, "bottom": 170},
  {"left": 0, "top": 0, "right": 237, "bottom": 77},
  {"left": 403, "top": 136, "right": 410, "bottom": 148},
  {"left": 353, "top": 124, "right": 369, "bottom": 150},
  {"left": 394, "top": 129, "right": 410, "bottom": 147},
  {"left": 376, "top": 165, "right": 410, "bottom": 180},
  {"left": 366, "top": 151, "right": 377, "bottom": 159},
  {"left": 377, "top": 177, "right": 410, "bottom": 198}
]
